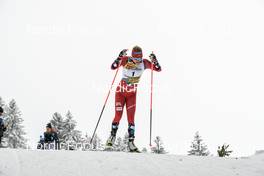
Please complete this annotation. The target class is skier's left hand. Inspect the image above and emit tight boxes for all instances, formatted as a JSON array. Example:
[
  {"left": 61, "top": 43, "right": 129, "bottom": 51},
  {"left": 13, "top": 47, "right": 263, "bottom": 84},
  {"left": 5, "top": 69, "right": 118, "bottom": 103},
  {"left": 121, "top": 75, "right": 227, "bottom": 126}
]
[{"left": 149, "top": 53, "right": 158, "bottom": 65}]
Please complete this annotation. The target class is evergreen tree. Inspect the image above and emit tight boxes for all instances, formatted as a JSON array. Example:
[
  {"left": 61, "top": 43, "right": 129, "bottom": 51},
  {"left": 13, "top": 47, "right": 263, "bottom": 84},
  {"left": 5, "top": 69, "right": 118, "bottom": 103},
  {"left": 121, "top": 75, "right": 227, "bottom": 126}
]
[
  {"left": 151, "top": 136, "right": 166, "bottom": 154},
  {"left": 217, "top": 144, "right": 232, "bottom": 157},
  {"left": 63, "top": 111, "right": 82, "bottom": 143},
  {"left": 0, "top": 97, "right": 5, "bottom": 107},
  {"left": 111, "top": 134, "right": 129, "bottom": 152},
  {"left": 3, "top": 99, "right": 27, "bottom": 148},
  {"left": 114, "top": 137, "right": 123, "bottom": 151},
  {"left": 142, "top": 147, "right": 148, "bottom": 153},
  {"left": 188, "top": 131, "right": 210, "bottom": 156},
  {"left": 50, "top": 111, "right": 82, "bottom": 150},
  {"left": 121, "top": 133, "right": 129, "bottom": 152},
  {"left": 82, "top": 133, "right": 92, "bottom": 150},
  {"left": 50, "top": 112, "right": 65, "bottom": 143},
  {"left": 91, "top": 134, "right": 103, "bottom": 151}
]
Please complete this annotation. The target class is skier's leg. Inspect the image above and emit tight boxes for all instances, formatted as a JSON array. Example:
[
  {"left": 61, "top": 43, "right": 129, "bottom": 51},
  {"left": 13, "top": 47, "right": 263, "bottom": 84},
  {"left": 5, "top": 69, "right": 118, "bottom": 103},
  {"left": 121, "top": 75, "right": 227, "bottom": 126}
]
[
  {"left": 111, "top": 91, "right": 126, "bottom": 135},
  {"left": 128, "top": 124, "right": 135, "bottom": 141},
  {"left": 126, "top": 92, "right": 137, "bottom": 140},
  {"left": 126, "top": 92, "right": 139, "bottom": 152},
  {"left": 106, "top": 91, "right": 125, "bottom": 146}
]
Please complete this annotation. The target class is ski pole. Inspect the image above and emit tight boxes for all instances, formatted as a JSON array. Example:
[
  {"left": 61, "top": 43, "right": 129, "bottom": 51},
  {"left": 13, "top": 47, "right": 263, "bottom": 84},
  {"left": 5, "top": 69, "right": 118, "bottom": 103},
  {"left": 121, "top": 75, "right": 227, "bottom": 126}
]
[
  {"left": 149, "top": 52, "right": 154, "bottom": 146},
  {"left": 90, "top": 64, "right": 120, "bottom": 144}
]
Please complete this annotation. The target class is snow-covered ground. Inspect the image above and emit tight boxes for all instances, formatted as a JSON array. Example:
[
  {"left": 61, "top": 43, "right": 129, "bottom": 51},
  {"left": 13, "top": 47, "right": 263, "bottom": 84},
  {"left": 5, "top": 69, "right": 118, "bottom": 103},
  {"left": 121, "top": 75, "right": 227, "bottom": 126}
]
[{"left": 0, "top": 149, "right": 264, "bottom": 176}]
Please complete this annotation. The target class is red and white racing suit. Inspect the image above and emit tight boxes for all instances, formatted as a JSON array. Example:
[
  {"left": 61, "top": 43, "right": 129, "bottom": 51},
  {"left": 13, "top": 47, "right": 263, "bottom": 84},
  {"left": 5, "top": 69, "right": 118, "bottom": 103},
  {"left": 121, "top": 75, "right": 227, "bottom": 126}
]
[{"left": 111, "top": 56, "right": 161, "bottom": 133}]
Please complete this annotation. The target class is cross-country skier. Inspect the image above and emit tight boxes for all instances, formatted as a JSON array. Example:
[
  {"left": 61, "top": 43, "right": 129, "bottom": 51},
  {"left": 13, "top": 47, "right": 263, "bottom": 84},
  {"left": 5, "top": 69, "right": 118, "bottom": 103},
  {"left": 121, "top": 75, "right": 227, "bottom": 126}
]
[
  {"left": 106, "top": 46, "right": 161, "bottom": 152},
  {"left": 0, "top": 107, "right": 7, "bottom": 147}
]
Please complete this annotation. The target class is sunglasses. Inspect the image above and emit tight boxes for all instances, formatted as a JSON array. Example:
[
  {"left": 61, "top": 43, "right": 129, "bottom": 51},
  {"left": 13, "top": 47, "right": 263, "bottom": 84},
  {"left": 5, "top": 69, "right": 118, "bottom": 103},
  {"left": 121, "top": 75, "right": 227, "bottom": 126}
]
[{"left": 131, "top": 57, "right": 142, "bottom": 62}]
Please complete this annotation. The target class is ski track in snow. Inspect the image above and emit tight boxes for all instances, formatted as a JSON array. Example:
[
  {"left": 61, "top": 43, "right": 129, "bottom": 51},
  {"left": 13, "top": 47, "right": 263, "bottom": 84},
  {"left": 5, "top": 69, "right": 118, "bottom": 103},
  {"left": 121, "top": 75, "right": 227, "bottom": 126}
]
[{"left": 0, "top": 149, "right": 264, "bottom": 176}]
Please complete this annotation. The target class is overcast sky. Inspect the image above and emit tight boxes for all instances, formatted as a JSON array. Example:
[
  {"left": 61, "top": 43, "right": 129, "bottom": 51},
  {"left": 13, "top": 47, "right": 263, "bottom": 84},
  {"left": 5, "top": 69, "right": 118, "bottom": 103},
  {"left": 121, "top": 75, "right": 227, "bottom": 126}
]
[{"left": 1, "top": 0, "right": 264, "bottom": 156}]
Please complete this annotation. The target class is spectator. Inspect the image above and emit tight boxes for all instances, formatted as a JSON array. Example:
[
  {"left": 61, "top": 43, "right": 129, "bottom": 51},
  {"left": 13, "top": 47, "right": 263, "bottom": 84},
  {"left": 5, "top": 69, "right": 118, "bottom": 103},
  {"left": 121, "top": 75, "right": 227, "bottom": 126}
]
[
  {"left": 0, "top": 107, "right": 7, "bottom": 147},
  {"left": 44, "top": 123, "right": 59, "bottom": 149},
  {"left": 37, "top": 135, "right": 45, "bottom": 149}
]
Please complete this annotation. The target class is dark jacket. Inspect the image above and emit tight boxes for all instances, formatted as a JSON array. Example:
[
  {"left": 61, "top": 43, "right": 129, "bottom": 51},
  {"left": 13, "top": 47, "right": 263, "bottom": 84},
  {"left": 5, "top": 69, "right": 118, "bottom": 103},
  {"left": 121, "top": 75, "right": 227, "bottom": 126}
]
[
  {"left": 44, "top": 131, "right": 59, "bottom": 143},
  {"left": 44, "top": 131, "right": 60, "bottom": 150},
  {"left": 0, "top": 117, "right": 6, "bottom": 137}
]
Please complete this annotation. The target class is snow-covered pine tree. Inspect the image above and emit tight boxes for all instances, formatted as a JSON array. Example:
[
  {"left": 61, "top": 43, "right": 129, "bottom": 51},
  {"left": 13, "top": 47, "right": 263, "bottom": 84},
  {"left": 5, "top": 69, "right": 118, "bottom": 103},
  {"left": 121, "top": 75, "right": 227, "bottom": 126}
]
[
  {"left": 114, "top": 137, "right": 123, "bottom": 151},
  {"left": 91, "top": 134, "right": 103, "bottom": 151},
  {"left": 151, "top": 136, "right": 166, "bottom": 154},
  {"left": 121, "top": 133, "right": 129, "bottom": 152},
  {"left": 82, "top": 133, "right": 92, "bottom": 150},
  {"left": 188, "top": 131, "right": 210, "bottom": 156},
  {"left": 50, "top": 112, "right": 65, "bottom": 143},
  {"left": 0, "top": 97, "right": 5, "bottom": 107},
  {"left": 142, "top": 147, "right": 148, "bottom": 153},
  {"left": 63, "top": 111, "right": 82, "bottom": 143},
  {"left": 3, "top": 99, "right": 27, "bottom": 148},
  {"left": 50, "top": 111, "right": 82, "bottom": 150}
]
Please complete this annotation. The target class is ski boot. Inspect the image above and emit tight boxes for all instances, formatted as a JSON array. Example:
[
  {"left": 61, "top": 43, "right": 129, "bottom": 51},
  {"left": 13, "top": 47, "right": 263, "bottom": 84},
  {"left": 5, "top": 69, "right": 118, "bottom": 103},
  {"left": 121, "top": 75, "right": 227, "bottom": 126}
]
[
  {"left": 128, "top": 140, "right": 140, "bottom": 153},
  {"left": 105, "top": 123, "right": 118, "bottom": 150},
  {"left": 106, "top": 135, "right": 116, "bottom": 147},
  {"left": 127, "top": 124, "right": 140, "bottom": 153}
]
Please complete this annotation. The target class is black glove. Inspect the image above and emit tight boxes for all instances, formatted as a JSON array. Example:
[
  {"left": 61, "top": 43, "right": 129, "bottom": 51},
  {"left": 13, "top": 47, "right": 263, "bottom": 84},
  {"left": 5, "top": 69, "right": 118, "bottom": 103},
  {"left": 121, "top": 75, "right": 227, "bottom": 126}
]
[
  {"left": 119, "top": 49, "right": 128, "bottom": 57},
  {"left": 113, "top": 59, "right": 120, "bottom": 65},
  {"left": 112, "top": 50, "right": 126, "bottom": 69},
  {"left": 149, "top": 53, "right": 161, "bottom": 70},
  {"left": 113, "top": 49, "right": 128, "bottom": 66},
  {"left": 149, "top": 53, "right": 158, "bottom": 65}
]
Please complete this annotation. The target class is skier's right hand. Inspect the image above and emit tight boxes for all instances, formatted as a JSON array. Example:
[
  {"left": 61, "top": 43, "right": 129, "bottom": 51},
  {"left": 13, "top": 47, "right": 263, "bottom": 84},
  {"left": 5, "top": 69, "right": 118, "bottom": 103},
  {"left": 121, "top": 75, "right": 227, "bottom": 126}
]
[
  {"left": 111, "top": 49, "right": 128, "bottom": 69},
  {"left": 118, "top": 49, "right": 128, "bottom": 57},
  {"left": 112, "top": 50, "right": 125, "bottom": 69}
]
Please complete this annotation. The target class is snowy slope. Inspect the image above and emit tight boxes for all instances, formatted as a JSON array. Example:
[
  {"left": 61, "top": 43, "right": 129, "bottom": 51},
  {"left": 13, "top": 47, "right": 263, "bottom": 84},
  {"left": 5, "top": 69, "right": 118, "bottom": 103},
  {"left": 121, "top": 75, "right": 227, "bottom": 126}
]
[{"left": 0, "top": 149, "right": 264, "bottom": 176}]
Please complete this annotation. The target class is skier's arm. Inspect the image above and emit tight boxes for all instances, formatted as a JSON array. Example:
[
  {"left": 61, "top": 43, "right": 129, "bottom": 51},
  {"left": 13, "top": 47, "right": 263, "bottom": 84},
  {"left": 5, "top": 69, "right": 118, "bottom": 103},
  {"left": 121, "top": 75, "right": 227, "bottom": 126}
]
[
  {"left": 143, "top": 58, "right": 162, "bottom": 72},
  {"left": 111, "top": 58, "right": 121, "bottom": 70},
  {"left": 111, "top": 57, "right": 129, "bottom": 70}
]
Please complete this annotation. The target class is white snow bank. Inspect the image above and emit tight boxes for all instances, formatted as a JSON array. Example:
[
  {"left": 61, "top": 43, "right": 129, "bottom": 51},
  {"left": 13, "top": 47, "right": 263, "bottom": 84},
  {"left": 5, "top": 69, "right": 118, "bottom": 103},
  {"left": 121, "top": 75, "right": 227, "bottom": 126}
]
[{"left": 0, "top": 149, "right": 264, "bottom": 176}]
